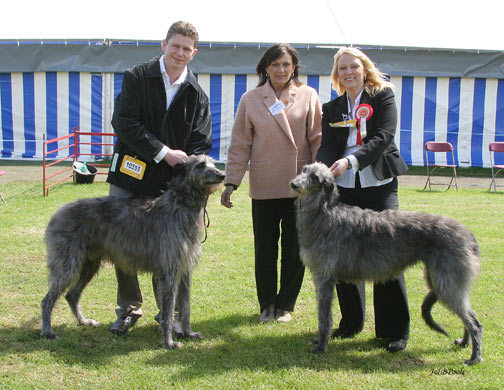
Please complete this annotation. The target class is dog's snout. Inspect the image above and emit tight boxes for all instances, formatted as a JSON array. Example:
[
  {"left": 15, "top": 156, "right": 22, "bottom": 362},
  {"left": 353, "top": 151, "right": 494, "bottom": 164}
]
[{"left": 213, "top": 172, "right": 225, "bottom": 183}]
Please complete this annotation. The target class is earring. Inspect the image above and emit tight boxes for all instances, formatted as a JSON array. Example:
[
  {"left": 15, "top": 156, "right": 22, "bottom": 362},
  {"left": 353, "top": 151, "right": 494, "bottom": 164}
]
[{"left": 266, "top": 73, "right": 270, "bottom": 78}]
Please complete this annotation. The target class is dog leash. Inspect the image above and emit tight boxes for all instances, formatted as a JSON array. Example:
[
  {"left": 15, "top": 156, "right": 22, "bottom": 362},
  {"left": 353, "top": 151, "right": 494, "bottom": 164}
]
[{"left": 201, "top": 195, "right": 210, "bottom": 243}]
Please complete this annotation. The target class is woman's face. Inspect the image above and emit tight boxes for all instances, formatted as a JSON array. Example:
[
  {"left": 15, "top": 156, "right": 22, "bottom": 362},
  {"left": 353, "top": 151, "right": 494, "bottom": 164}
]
[
  {"left": 266, "top": 52, "right": 295, "bottom": 91},
  {"left": 337, "top": 54, "right": 367, "bottom": 93}
]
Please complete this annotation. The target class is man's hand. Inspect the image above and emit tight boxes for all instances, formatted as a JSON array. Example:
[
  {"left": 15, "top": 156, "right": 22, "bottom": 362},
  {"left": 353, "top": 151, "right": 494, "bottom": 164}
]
[{"left": 163, "top": 149, "right": 188, "bottom": 167}]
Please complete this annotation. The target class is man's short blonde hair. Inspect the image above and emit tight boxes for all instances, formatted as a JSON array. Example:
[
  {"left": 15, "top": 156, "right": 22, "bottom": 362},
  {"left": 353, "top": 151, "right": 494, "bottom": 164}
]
[{"left": 166, "top": 21, "right": 199, "bottom": 48}]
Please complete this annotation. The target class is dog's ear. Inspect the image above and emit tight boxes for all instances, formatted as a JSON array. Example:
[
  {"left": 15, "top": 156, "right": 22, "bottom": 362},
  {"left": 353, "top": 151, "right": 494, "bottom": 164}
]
[
  {"left": 323, "top": 179, "right": 334, "bottom": 196},
  {"left": 172, "top": 160, "right": 186, "bottom": 177}
]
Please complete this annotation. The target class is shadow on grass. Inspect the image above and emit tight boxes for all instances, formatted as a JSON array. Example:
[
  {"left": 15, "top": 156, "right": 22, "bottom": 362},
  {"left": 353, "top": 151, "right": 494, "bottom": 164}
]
[{"left": 0, "top": 312, "right": 468, "bottom": 379}]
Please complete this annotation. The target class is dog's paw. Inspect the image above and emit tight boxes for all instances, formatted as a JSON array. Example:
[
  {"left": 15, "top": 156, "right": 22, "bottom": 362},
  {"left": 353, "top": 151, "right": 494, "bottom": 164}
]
[
  {"left": 183, "top": 331, "right": 203, "bottom": 340},
  {"left": 310, "top": 345, "right": 326, "bottom": 353},
  {"left": 41, "top": 331, "right": 59, "bottom": 340},
  {"left": 163, "top": 340, "right": 183, "bottom": 350},
  {"left": 172, "top": 330, "right": 184, "bottom": 339},
  {"left": 79, "top": 319, "right": 100, "bottom": 327},
  {"left": 454, "top": 338, "right": 469, "bottom": 347}
]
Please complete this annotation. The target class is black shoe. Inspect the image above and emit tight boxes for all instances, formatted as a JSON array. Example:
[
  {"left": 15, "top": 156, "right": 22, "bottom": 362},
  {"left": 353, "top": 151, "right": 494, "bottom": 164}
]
[
  {"left": 332, "top": 328, "right": 359, "bottom": 339},
  {"left": 109, "top": 315, "right": 140, "bottom": 336},
  {"left": 387, "top": 339, "right": 408, "bottom": 352}
]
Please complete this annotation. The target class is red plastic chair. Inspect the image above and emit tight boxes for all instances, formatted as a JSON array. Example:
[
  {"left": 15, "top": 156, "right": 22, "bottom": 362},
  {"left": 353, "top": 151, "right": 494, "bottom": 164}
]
[
  {"left": 0, "top": 170, "right": 6, "bottom": 204},
  {"left": 423, "top": 141, "right": 458, "bottom": 191},
  {"left": 489, "top": 142, "right": 504, "bottom": 192}
]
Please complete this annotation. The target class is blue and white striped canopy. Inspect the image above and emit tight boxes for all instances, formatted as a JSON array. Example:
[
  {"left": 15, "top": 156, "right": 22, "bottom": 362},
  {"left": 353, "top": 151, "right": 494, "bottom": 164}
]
[{"left": 1, "top": 41, "right": 503, "bottom": 167}]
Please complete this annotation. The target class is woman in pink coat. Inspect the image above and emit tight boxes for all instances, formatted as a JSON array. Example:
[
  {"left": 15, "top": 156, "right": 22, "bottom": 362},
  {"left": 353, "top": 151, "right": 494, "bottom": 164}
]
[{"left": 221, "top": 44, "right": 322, "bottom": 323}]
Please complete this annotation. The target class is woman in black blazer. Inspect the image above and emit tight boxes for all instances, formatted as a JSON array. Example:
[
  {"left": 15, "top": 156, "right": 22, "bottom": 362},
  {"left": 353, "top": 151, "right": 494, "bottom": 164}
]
[{"left": 316, "top": 47, "right": 410, "bottom": 352}]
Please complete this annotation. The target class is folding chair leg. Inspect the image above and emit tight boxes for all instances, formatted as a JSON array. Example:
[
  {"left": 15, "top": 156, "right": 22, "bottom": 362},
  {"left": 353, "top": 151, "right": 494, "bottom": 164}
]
[
  {"left": 489, "top": 179, "right": 496, "bottom": 192},
  {"left": 490, "top": 167, "right": 497, "bottom": 192},
  {"left": 424, "top": 165, "right": 432, "bottom": 191},
  {"left": 424, "top": 176, "right": 430, "bottom": 190},
  {"left": 0, "top": 193, "right": 6, "bottom": 205},
  {"left": 490, "top": 168, "right": 503, "bottom": 192}
]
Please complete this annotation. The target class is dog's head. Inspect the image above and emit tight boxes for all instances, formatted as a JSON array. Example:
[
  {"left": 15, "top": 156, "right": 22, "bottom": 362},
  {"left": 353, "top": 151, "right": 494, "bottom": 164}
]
[
  {"left": 173, "top": 155, "right": 225, "bottom": 195},
  {"left": 290, "top": 162, "right": 335, "bottom": 198}
]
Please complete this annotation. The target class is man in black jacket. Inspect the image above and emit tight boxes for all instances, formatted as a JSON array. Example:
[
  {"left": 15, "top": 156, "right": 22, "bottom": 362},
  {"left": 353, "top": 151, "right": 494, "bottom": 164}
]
[{"left": 107, "top": 21, "right": 212, "bottom": 335}]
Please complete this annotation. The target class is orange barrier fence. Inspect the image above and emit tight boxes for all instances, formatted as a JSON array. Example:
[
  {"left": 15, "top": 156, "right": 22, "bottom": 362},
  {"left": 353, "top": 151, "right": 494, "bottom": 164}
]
[{"left": 42, "top": 127, "right": 116, "bottom": 197}]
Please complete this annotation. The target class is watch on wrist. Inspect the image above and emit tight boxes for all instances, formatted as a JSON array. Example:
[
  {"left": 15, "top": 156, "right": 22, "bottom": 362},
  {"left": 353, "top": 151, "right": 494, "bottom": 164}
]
[
  {"left": 225, "top": 183, "right": 237, "bottom": 190},
  {"left": 346, "top": 158, "right": 352, "bottom": 170}
]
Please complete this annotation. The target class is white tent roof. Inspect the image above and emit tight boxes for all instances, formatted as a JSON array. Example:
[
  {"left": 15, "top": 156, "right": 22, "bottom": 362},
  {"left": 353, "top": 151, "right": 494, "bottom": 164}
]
[{"left": 2, "top": 0, "right": 503, "bottom": 51}]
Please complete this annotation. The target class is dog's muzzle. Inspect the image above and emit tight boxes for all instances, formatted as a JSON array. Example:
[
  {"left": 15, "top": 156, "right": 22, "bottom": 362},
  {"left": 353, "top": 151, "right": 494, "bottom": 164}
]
[{"left": 290, "top": 180, "right": 300, "bottom": 191}]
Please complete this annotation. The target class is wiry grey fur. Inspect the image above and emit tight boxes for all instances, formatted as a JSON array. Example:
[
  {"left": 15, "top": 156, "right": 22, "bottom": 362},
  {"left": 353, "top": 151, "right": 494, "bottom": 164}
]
[
  {"left": 41, "top": 155, "right": 225, "bottom": 350},
  {"left": 290, "top": 162, "right": 483, "bottom": 365}
]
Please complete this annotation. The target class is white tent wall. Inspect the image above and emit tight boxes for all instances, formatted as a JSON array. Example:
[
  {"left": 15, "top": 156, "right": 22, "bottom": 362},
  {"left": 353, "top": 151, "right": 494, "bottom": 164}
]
[{"left": 1, "top": 41, "right": 504, "bottom": 167}]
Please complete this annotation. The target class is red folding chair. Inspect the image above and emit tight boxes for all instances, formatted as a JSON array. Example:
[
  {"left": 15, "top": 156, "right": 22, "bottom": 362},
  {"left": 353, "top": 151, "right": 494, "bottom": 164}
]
[
  {"left": 423, "top": 141, "right": 458, "bottom": 191},
  {"left": 489, "top": 142, "right": 504, "bottom": 192},
  {"left": 0, "top": 170, "right": 6, "bottom": 204}
]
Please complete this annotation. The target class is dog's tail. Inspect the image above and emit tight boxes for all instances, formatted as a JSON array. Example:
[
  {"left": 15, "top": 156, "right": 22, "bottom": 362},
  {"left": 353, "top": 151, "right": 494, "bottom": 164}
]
[{"left": 421, "top": 290, "right": 449, "bottom": 336}]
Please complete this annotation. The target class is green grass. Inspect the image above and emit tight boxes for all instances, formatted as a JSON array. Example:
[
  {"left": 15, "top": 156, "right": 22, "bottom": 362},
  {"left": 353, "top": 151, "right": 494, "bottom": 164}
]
[
  {"left": 0, "top": 179, "right": 503, "bottom": 389},
  {"left": 405, "top": 165, "right": 493, "bottom": 178}
]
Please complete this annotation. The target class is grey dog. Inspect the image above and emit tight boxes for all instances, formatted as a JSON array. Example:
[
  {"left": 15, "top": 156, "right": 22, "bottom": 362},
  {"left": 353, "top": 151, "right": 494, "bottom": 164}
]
[
  {"left": 41, "top": 154, "right": 225, "bottom": 350},
  {"left": 290, "top": 162, "right": 483, "bottom": 365}
]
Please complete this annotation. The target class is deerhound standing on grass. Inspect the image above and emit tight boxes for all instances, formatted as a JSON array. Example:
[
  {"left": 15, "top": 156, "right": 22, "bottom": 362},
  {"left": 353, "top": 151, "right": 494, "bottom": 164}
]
[
  {"left": 41, "top": 155, "right": 225, "bottom": 350},
  {"left": 290, "top": 162, "right": 483, "bottom": 365}
]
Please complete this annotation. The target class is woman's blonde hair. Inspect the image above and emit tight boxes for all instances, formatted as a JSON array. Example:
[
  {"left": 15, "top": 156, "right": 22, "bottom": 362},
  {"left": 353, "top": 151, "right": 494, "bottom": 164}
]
[{"left": 331, "top": 47, "right": 394, "bottom": 96}]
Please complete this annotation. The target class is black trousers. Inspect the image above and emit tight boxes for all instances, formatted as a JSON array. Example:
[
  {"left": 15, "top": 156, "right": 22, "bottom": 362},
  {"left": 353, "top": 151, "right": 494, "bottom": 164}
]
[
  {"left": 336, "top": 176, "right": 410, "bottom": 340},
  {"left": 252, "top": 198, "right": 305, "bottom": 313}
]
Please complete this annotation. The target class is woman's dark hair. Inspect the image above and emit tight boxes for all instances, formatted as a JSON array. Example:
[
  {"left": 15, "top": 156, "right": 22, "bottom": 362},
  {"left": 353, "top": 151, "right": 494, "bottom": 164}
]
[{"left": 256, "top": 43, "right": 302, "bottom": 87}]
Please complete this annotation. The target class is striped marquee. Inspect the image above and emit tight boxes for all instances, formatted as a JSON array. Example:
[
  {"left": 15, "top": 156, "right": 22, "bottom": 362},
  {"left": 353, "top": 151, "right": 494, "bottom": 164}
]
[{"left": 1, "top": 71, "right": 504, "bottom": 167}]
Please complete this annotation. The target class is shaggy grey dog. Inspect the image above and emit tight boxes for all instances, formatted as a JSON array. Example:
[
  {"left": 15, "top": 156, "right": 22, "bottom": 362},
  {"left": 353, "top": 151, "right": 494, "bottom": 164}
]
[
  {"left": 41, "top": 154, "right": 225, "bottom": 350},
  {"left": 290, "top": 162, "right": 483, "bottom": 365}
]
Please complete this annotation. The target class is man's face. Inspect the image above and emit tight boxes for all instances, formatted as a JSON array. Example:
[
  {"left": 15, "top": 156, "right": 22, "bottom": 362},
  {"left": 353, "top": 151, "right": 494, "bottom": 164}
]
[{"left": 161, "top": 33, "right": 197, "bottom": 73}]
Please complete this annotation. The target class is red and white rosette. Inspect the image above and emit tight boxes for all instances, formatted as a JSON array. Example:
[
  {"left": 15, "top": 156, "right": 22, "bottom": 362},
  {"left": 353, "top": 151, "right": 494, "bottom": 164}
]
[{"left": 355, "top": 104, "right": 373, "bottom": 143}]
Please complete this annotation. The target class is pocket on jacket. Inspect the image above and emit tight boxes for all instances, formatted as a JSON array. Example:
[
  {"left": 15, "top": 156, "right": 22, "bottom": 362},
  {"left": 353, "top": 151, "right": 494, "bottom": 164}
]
[{"left": 381, "top": 150, "right": 408, "bottom": 178}]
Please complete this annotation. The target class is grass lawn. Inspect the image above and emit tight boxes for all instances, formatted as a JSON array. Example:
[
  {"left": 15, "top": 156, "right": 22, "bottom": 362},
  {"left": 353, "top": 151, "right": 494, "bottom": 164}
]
[{"left": 0, "top": 178, "right": 503, "bottom": 389}]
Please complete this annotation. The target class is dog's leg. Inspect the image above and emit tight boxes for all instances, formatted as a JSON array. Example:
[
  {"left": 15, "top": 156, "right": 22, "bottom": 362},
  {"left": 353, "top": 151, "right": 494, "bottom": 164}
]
[
  {"left": 64, "top": 259, "right": 101, "bottom": 327},
  {"left": 454, "top": 328, "right": 470, "bottom": 347},
  {"left": 177, "top": 272, "right": 203, "bottom": 340},
  {"left": 41, "top": 258, "right": 80, "bottom": 339},
  {"left": 41, "top": 276, "right": 73, "bottom": 340},
  {"left": 159, "top": 272, "right": 182, "bottom": 350},
  {"left": 312, "top": 278, "right": 335, "bottom": 353},
  {"left": 460, "top": 310, "right": 483, "bottom": 365},
  {"left": 41, "top": 286, "right": 63, "bottom": 339},
  {"left": 153, "top": 276, "right": 184, "bottom": 338},
  {"left": 435, "top": 272, "right": 483, "bottom": 364}
]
